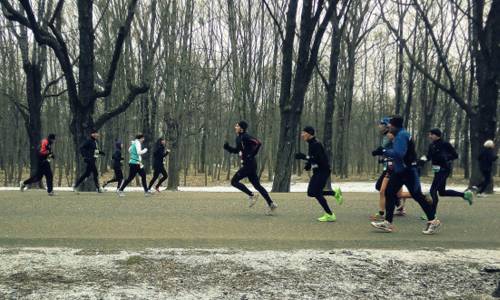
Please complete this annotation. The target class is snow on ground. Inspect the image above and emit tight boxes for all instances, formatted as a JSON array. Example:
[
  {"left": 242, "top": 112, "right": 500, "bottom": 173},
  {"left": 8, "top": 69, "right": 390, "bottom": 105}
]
[
  {"left": 0, "top": 248, "right": 499, "bottom": 299},
  {"left": 0, "top": 181, "right": 474, "bottom": 193}
]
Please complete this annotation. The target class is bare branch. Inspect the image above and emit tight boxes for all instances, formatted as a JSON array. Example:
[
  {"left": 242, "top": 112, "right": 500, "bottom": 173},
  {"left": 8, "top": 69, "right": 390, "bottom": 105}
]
[
  {"left": 261, "top": 0, "right": 284, "bottom": 41},
  {"left": 94, "top": 0, "right": 141, "bottom": 100},
  {"left": 94, "top": 83, "right": 149, "bottom": 130}
]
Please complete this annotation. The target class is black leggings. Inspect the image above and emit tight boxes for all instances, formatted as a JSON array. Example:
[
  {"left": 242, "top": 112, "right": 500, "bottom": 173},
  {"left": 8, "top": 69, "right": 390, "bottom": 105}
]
[
  {"left": 120, "top": 163, "right": 148, "bottom": 192},
  {"left": 74, "top": 159, "right": 99, "bottom": 189},
  {"left": 307, "top": 170, "right": 335, "bottom": 215},
  {"left": 430, "top": 169, "right": 464, "bottom": 215},
  {"left": 104, "top": 168, "right": 123, "bottom": 188},
  {"left": 231, "top": 161, "right": 273, "bottom": 206},
  {"left": 385, "top": 167, "right": 434, "bottom": 223},
  {"left": 148, "top": 165, "right": 168, "bottom": 190},
  {"left": 24, "top": 160, "right": 53, "bottom": 193},
  {"left": 477, "top": 170, "right": 493, "bottom": 194}
]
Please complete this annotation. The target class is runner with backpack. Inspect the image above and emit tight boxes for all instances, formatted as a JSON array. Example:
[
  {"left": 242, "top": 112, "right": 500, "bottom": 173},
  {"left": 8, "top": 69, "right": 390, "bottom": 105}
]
[
  {"left": 20, "top": 134, "right": 57, "bottom": 195},
  {"left": 223, "top": 121, "right": 278, "bottom": 215},
  {"left": 371, "top": 116, "right": 440, "bottom": 234}
]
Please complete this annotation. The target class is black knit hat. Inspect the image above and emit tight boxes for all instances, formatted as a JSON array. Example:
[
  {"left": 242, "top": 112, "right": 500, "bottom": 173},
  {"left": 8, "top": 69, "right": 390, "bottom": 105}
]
[
  {"left": 303, "top": 126, "right": 315, "bottom": 136},
  {"left": 238, "top": 121, "right": 248, "bottom": 131},
  {"left": 429, "top": 128, "right": 442, "bottom": 137},
  {"left": 90, "top": 128, "right": 98, "bottom": 134},
  {"left": 48, "top": 133, "right": 56, "bottom": 140},
  {"left": 389, "top": 115, "right": 404, "bottom": 128}
]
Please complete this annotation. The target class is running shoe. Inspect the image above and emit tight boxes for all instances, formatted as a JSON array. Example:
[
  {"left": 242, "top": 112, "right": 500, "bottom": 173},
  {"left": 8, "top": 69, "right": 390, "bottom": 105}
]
[
  {"left": 154, "top": 187, "right": 161, "bottom": 193},
  {"left": 371, "top": 220, "right": 393, "bottom": 232},
  {"left": 334, "top": 187, "right": 343, "bottom": 205},
  {"left": 318, "top": 213, "right": 336, "bottom": 222},
  {"left": 476, "top": 193, "right": 487, "bottom": 198},
  {"left": 395, "top": 206, "right": 407, "bottom": 216},
  {"left": 463, "top": 191, "right": 473, "bottom": 205},
  {"left": 118, "top": 191, "right": 125, "bottom": 197},
  {"left": 248, "top": 194, "right": 259, "bottom": 207},
  {"left": 422, "top": 220, "right": 442, "bottom": 235},
  {"left": 48, "top": 192, "right": 56, "bottom": 196},
  {"left": 145, "top": 191, "right": 153, "bottom": 197},
  {"left": 20, "top": 181, "right": 26, "bottom": 192},
  {"left": 266, "top": 203, "right": 278, "bottom": 215}
]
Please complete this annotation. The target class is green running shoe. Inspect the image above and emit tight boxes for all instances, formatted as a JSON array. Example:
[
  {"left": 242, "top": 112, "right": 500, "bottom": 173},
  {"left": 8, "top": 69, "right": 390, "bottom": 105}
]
[
  {"left": 463, "top": 191, "right": 473, "bottom": 206},
  {"left": 334, "top": 187, "right": 343, "bottom": 205},
  {"left": 318, "top": 213, "right": 337, "bottom": 222}
]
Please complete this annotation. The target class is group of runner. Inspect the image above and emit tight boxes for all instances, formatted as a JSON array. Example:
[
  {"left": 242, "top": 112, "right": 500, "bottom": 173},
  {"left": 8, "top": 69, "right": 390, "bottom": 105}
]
[
  {"left": 18, "top": 116, "right": 497, "bottom": 235},
  {"left": 20, "top": 130, "right": 170, "bottom": 197}
]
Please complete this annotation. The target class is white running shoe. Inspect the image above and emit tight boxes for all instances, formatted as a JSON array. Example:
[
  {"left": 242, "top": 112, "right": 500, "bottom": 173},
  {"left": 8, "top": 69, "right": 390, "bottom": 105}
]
[
  {"left": 118, "top": 191, "right": 125, "bottom": 197},
  {"left": 248, "top": 194, "right": 259, "bottom": 207},
  {"left": 266, "top": 203, "right": 278, "bottom": 215},
  {"left": 422, "top": 220, "right": 442, "bottom": 235},
  {"left": 20, "top": 181, "right": 26, "bottom": 192},
  {"left": 371, "top": 220, "right": 393, "bottom": 233}
]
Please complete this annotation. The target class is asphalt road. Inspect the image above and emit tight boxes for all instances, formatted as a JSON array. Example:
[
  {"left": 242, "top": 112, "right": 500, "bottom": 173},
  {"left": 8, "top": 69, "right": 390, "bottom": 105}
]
[{"left": 0, "top": 191, "right": 498, "bottom": 250}]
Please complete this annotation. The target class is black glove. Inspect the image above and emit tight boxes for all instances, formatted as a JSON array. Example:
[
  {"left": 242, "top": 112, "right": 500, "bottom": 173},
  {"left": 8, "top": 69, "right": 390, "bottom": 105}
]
[
  {"left": 304, "top": 163, "right": 312, "bottom": 171},
  {"left": 223, "top": 142, "right": 230, "bottom": 150},
  {"left": 371, "top": 147, "right": 384, "bottom": 156},
  {"left": 49, "top": 153, "right": 55, "bottom": 160},
  {"left": 295, "top": 152, "right": 307, "bottom": 160}
]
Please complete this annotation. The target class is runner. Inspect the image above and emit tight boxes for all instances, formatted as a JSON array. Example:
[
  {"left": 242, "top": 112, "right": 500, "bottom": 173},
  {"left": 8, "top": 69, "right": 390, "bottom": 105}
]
[
  {"left": 419, "top": 128, "right": 473, "bottom": 216},
  {"left": 20, "top": 134, "right": 57, "bottom": 196},
  {"left": 223, "top": 121, "right": 278, "bottom": 215},
  {"left": 371, "top": 118, "right": 410, "bottom": 221},
  {"left": 295, "top": 126, "right": 343, "bottom": 222},
  {"left": 73, "top": 129, "right": 105, "bottom": 192},
  {"left": 371, "top": 116, "right": 440, "bottom": 234},
  {"left": 473, "top": 140, "right": 498, "bottom": 197},
  {"left": 148, "top": 138, "right": 170, "bottom": 192},
  {"left": 118, "top": 134, "right": 151, "bottom": 197},
  {"left": 102, "top": 140, "right": 124, "bottom": 191}
]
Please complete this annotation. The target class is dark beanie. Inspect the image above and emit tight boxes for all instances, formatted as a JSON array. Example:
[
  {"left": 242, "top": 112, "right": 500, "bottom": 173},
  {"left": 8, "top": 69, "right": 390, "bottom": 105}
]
[
  {"left": 303, "top": 126, "right": 315, "bottom": 136},
  {"left": 389, "top": 116, "right": 404, "bottom": 128},
  {"left": 48, "top": 133, "right": 56, "bottom": 140},
  {"left": 238, "top": 121, "right": 248, "bottom": 131},
  {"left": 90, "top": 128, "right": 98, "bottom": 134},
  {"left": 115, "top": 140, "right": 122, "bottom": 148},
  {"left": 429, "top": 128, "right": 442, "bottom": 137}
]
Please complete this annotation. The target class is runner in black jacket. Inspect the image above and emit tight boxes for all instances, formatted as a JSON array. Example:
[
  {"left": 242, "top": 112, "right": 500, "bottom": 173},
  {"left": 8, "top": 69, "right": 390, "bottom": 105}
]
[
  {"left": 20, "top": 134, "right": 57, "bottom": 195},
  {"left": 73, "top": 129, "right": 105, "bottom": 192},
  {"left": 148, "top": 138, "right": 169, "bottom": 192},
  {"left": 295, "top": 126, "right": 343, "bottom": 222},
  {"left": 419, "top": 128, "right": 473, "bottom": 215},
  {"left": 223, "top": 121, "right": 277, "bottom": 214},
  {"left": 474, "top": 140, "right": 498, "bottom": 196},
  {"left": 103, "top": 140, "right": 124, "bottom": 190}
]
